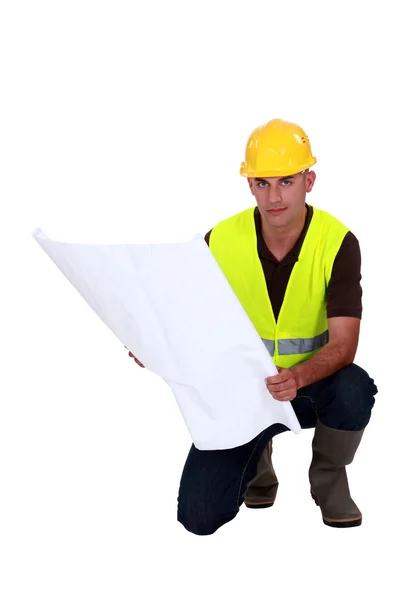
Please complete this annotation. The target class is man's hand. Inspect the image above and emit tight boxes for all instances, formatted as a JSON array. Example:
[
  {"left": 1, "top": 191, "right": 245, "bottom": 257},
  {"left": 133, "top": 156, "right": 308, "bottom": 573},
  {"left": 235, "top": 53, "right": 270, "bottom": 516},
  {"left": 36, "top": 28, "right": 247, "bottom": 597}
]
[
  {"left": 125, "top": 347, "right": 145, "bottom": 368},
  {"left": 129, "top": 352, "right": 145, "bottom": 368},
  {"left": 265, "top": 367, "right": 298, "bottom": 401}
]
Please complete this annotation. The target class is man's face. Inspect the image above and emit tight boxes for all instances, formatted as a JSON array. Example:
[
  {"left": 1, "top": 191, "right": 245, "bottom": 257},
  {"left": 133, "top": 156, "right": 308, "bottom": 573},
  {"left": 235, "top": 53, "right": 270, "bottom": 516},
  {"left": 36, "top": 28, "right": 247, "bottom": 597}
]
[{"left": 248, "top": 170, "right": 316, "bottom": 229}]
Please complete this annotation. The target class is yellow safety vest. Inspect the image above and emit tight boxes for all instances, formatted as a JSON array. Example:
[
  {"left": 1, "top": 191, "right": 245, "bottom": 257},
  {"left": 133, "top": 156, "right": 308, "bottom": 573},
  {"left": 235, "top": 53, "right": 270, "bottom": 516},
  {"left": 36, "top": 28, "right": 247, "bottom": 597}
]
[{"left": 209, "top": 205, "right": 349, "bottom": 368}]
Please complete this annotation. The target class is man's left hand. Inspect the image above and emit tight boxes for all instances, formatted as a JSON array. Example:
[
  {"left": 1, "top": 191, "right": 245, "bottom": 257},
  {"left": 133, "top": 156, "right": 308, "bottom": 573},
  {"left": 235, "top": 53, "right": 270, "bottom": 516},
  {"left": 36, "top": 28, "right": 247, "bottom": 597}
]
[{"left": 265, "top": 368, "right": 298, "bottom": 401}]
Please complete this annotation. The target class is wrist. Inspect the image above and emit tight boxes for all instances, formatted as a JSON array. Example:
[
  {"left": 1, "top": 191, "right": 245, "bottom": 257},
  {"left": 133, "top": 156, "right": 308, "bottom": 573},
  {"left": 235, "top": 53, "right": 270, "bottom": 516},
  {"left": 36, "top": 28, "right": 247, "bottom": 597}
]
[{"left": 290, "top": 366, "right": 304, "bottom": 390}]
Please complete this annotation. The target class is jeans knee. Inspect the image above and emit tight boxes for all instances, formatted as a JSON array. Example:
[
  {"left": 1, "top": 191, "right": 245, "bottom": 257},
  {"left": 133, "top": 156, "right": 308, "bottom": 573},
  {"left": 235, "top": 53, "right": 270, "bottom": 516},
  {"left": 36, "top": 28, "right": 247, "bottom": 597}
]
[
  {"left": 177, "top": 501, "right": 237, "bottom": 536},
  {"left": 178, "top": 513, "right": 218, "bottom": 536},
  {"left": 326, "top": 363, "right": 377, "bottom": 430}
]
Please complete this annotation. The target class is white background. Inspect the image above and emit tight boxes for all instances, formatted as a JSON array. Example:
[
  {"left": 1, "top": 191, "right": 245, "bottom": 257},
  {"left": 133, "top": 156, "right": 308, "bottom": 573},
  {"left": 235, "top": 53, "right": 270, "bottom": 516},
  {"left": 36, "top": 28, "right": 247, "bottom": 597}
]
[{"left": 1, "top": 1, "right": 398, "bottom": 599}]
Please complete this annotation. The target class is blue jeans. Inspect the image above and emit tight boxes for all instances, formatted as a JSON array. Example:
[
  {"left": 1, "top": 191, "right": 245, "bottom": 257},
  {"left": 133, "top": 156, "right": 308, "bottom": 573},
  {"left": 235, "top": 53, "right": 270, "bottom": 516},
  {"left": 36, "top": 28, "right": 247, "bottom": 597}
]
[{"left": 177, "top": 363, "right": 377, "bottom": 535}]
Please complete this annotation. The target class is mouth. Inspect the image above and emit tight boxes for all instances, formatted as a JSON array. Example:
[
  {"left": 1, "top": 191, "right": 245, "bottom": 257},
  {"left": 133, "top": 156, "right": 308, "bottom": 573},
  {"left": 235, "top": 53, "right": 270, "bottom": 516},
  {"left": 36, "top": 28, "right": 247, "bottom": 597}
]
[{"left": 267, "top": 207, "right": 287, "bottom": 216}]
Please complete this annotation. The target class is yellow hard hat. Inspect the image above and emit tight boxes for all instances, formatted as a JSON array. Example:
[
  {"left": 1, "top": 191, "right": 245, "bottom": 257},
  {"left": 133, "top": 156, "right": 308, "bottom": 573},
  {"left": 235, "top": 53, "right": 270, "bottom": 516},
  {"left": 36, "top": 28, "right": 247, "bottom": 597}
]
[{"left": 240, "top": 118, "right": 317, "bottom": 178}]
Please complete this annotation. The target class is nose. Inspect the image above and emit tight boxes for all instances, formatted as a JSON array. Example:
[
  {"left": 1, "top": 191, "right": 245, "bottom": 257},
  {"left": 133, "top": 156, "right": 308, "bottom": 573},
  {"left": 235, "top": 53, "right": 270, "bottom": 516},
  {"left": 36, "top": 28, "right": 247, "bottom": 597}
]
[{"left": 269, "top": 183, "right": 282, "bottom": 205}]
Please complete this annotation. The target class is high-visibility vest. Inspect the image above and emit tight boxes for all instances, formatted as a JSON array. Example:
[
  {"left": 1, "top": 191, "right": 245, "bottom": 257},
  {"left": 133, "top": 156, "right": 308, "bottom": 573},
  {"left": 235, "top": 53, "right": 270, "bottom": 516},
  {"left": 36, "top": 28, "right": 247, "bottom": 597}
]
[{"left": 209, "top": 205, "right": 349, "bottom": 368}]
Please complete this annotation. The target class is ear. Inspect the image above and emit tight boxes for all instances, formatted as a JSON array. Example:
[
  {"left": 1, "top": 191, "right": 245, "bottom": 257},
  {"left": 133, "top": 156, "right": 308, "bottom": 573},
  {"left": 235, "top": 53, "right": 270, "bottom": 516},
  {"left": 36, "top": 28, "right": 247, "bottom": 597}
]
[
  {"left": 247, "top": 178, "right": 255, "bottom": 195},
  {"left": 306, "top": 170, "right": 316, "bottom": 193}
]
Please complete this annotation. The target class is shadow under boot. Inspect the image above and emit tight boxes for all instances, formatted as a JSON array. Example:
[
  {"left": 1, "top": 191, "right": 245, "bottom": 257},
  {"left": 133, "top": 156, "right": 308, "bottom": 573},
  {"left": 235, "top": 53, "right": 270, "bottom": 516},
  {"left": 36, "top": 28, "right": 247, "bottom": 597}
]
[
  {"left": 309, "top": 419, "right": 365, "bottom": 528},
  {"left": 244, "top": 440, "right": 278, "bottom": 509}
]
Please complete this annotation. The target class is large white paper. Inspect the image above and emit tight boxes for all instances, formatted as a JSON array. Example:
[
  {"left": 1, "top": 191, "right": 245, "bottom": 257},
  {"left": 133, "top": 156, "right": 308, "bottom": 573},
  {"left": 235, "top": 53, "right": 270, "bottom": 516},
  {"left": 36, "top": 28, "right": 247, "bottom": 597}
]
[{"left": 32, "top": 228, "right": 301, "bottom": 449}]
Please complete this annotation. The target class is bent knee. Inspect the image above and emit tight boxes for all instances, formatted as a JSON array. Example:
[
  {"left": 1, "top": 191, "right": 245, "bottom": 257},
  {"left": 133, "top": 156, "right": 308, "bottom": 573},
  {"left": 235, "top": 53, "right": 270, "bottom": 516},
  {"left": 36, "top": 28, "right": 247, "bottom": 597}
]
[
  {"left": 177, "top": 503, "right": 237, "bottom": 536},
  {"left": 330, "top": 363, "right": 377, "bottom": 429},
  {"left": 178, "top": 514, "right": 219, "bottom": 536},
  {"left": 336, "top": 364, "right": 378, "bottom": 399}
]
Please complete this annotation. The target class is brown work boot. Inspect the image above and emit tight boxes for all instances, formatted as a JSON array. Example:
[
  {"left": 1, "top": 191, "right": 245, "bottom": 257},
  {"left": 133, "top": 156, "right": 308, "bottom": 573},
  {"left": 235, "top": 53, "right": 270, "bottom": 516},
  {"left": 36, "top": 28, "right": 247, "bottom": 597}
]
[
  {"left": 244, "top": 440, "right": 278, "bottom": 508},
  {"left": 309, "top": 419, "right": 365, "bottom": 528}
]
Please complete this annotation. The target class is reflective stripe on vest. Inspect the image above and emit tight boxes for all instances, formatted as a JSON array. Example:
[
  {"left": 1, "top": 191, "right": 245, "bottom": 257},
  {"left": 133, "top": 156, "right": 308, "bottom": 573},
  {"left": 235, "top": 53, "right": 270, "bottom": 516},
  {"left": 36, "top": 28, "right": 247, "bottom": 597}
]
[{"left": 262, "top": 330, "right": 329, "bottom": 357}]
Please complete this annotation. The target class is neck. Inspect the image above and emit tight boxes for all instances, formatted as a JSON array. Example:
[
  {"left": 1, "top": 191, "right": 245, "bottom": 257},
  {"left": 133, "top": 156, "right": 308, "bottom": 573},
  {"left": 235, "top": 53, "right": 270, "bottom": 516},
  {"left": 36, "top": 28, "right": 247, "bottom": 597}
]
[{"left": 261, "top": 205, "right": 307, "bottom": 257}]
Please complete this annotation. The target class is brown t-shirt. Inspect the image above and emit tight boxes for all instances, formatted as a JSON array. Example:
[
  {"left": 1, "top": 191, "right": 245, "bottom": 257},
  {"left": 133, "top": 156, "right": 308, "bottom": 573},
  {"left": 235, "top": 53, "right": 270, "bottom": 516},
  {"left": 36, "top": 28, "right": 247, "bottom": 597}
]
[{"left": 204, "top": 205, "right": 362, "bottom": 321}]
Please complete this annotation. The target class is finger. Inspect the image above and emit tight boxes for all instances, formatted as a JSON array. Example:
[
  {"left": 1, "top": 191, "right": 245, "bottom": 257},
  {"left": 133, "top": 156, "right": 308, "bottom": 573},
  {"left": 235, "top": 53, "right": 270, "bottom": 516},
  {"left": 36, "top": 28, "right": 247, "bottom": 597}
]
[
  {"left": 273, "top": 390, "right": 297, "bottom": 401},
  {"left": 266, "top": 374, "right": 285, "bottom": 385},
  {"left": 268, "top": 390, "right": 296, "bottom": 401},
  {"left": 267, "top": 382, "right": 292, "bottom": 393},
  {"left": 266, "top": 381, "right": 296, "bottom": 396},
  {"left": 266, "top": 371, "right": 291, "bottom": 384},
  {"left": 276, "top": 386, "right": 297, "bottom": 400},
  {"left": 266, "top": 376, "right": 294, "bottom": 390}
]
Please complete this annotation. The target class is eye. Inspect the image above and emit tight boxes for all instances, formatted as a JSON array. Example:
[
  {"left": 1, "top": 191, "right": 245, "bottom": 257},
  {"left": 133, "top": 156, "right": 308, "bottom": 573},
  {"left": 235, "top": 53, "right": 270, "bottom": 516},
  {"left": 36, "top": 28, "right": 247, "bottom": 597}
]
[
  {"left": 257, "top": 181, "right": 269, "bottom": 188},
  {"left": 280, "top": 180, "right": 292, "bottom": 187}
]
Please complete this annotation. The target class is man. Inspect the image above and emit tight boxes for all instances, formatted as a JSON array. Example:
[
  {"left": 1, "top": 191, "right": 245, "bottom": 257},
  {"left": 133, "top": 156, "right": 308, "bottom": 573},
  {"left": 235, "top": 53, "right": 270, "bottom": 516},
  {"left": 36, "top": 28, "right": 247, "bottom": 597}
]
[{"left": 130, "top": 119, "right": 377, "bottom": 534}]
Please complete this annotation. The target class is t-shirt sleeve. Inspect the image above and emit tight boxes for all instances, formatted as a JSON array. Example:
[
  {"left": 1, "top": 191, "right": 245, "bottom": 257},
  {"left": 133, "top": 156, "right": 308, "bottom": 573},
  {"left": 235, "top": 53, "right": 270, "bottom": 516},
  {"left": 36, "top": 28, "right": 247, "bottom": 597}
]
[{"left": 327, "top": 231, "right": 362, "bottom": 319}]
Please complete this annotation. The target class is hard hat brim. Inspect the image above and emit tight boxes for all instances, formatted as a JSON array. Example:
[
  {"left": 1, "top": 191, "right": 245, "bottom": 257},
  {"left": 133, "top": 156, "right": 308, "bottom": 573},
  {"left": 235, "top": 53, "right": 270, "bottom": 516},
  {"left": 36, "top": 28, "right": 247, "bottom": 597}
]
[{"left": 240, "top": 157, "right": 317, "bottom": 178}]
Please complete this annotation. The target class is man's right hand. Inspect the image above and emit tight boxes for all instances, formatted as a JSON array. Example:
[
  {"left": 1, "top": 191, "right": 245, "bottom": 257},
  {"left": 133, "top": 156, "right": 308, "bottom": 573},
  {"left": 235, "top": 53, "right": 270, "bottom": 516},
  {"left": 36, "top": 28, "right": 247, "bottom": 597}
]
[{"left": 128, "top": 351, "right": 145, "bottom": 368}]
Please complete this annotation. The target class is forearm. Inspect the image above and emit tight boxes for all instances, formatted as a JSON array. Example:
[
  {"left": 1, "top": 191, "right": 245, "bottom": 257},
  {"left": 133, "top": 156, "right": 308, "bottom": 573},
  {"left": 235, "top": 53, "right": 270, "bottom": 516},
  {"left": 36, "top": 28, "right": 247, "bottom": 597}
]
[{"left": 289, "top": 339, "right": 355, "bottom": 389}]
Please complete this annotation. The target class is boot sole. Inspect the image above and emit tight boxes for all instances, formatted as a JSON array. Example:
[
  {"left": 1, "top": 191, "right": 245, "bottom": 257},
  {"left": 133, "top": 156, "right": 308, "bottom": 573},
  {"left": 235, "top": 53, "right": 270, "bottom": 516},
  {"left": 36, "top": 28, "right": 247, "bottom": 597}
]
[
  {"left": 311, "top": 492, "right": 362, "bottom": 528},
  {"left": 244, "top": 501, "right": 274, "bottom": 509}
]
